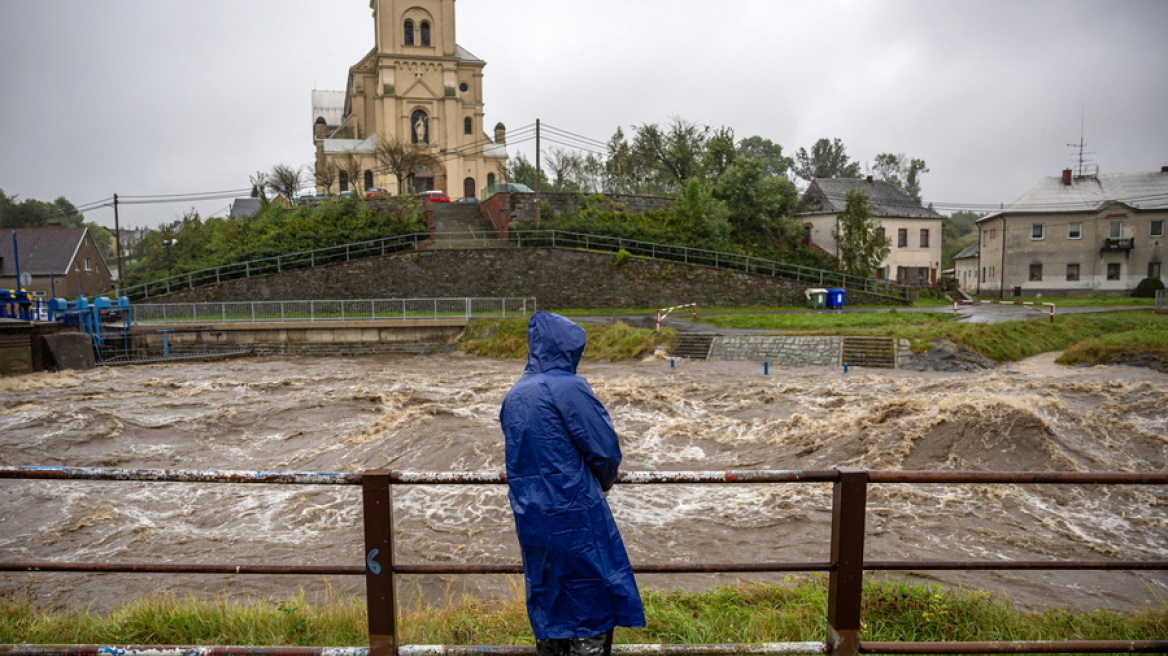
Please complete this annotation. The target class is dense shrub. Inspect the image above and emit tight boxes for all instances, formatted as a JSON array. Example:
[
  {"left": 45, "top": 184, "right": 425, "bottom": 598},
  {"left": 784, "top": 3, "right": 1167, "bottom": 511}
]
[{"left": 1133, "top": 277, "right": 1165, "bottom": 298}]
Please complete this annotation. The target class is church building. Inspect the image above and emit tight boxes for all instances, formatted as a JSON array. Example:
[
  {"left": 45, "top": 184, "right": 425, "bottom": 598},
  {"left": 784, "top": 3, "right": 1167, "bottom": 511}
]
[{"left": 312, "top": 0, "right": 508, "bottom": 199}]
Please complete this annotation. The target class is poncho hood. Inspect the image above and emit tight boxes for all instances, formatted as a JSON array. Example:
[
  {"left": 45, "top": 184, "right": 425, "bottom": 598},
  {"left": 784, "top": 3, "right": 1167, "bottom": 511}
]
[{"left": 524, "top": 311, "right": 585, "bottom": 375}]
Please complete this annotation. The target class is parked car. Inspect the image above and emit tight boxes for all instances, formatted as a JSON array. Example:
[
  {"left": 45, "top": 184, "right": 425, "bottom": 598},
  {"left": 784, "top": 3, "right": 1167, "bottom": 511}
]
[
  {"left": 365, "top": 187, "right": 389, "bottom": 198},
  {"left": 421, "top": 190, "right": 451, "bottom": 203},
  {"left": 453, "top": 196, "right": 480, "bottom": 204},
  {"left": 338, "top": 190, "right": 356, "bottom": 198}
]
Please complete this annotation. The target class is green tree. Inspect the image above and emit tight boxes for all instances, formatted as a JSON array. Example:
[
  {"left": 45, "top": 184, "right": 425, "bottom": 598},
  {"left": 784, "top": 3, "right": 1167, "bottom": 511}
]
[
  {"left": 673, "top": 179, "right": 732, "bottom": 244},
  {"left": 793, "top": 138, "right": 862, "bottom": 182},
  {"left": 507, "top": 153, "right": 549, "bottom": 190},
  {"left": 833, "top": 189, "right": 890, "bottom": 277},
  {"left": 0, "top": 190, "right": 85, "bottom": 228},
  {"left": 631, "top": 116, "right": 710, "bottom": 191},
  {"left": 872, "top": 152, "right": 930, "bottom": 203},
  {"left": 711, "top": 157, "right": 800, "bottom": 250},
  {"left": 942, "top": 210, "right": 982, "bottom": 269},
  {"left": 736, "top": 136, "right": 794, "bottom": 178},
  {"left": 703, "top": 127, "right": 737, "bottom": 178}
]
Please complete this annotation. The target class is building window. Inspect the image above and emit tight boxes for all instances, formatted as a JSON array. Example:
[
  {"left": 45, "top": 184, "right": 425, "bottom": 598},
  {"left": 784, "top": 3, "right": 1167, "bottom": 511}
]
[
  {"left": 919, "top": 229, "right": 930, "bottom": 248},
  {"left": 339, "top": 171, "right": 349, "bottom": 192},
  {"left": 1066, "top": 263, "right": 1079, "bottom": 281},
  {"left": 487, "top": 172, "right": 496, "bottom": 187},
  {"left": 1152, "top": 220, "right": 1165, "bottom": 238},
  {"left": 897, "top": 228, "right": 907, "bottom": 248},
  {"left": 1107, "top": 263, "right": 1121, "bottom": 280},
  {"left": 464, "top": 117, "right": 473, "bottom": 135},
  {"left": 1150, "top": 262, "right": 1162, "bottom": 280},
  {"left": 364, "top": 170, "right": 374, "bottom": 191},
  {"left": 404, "top": 20, "right": 414, "bottom": 46},
  {"left": 1109, "top": 220, "right": 1123, "bottom": 239},
  {"left": 1068, "top": 222, "right": 1081, "bottom": 239},
  {"left": 1029, "top": 264, "right": 1042, "bottom": 281},
  {"left": 84, "top": 257, "right": 93, "bottom": 271},
  {"left": 981, "top": 267, "right": 986, "bottom": 284},
  {"left": 420, "top": 21, "right": 430, "bottom": 46},
  {"left": 1031, "top": 223, "right": 1045, "bottom": 239}
]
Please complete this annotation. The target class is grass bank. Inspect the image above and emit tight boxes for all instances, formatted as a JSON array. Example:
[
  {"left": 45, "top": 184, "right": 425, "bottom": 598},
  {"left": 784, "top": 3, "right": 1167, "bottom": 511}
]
[
  {"left": 694, "top": 310, "right": 1168, "bottom": 363},
  {"left": 3, "top": 579, "right": 1164, "bottom": 645},
  {"left": 461, "top": 319, "right": 674, "bottom": 361}
]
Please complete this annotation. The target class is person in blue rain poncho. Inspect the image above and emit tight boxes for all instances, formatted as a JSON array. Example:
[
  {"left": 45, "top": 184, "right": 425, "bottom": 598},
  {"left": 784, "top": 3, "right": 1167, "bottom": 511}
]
[{"left": 501, "top": 312, "right": 646, "bottom": 656}]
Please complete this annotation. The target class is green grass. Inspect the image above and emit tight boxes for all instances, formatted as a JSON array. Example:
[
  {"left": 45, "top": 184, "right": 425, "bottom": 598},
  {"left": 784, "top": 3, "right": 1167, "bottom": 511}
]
[
  {"left": 971, "top": 295, "right": 1155, "bottom": 308},
  {"left": 460, "top": 319, "right": 675, "bottom": 361},
  {"left": 3, "top": 579, "right": 1164, "bottom": 646},
  {"left": 694, "top": 311, "right": 955, "bottom": 331}
]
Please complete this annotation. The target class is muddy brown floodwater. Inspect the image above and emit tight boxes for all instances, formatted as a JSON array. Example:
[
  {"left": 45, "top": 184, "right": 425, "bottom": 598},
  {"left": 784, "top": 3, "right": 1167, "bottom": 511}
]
[{"left": 1, "top": 352, "right": 1165, "bottom": 614}]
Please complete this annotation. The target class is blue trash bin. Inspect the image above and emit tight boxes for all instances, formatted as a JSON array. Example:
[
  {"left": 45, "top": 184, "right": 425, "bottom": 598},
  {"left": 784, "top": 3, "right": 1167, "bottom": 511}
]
[{"left": 825, "top": 288, "right": 847, "bottom": 309}]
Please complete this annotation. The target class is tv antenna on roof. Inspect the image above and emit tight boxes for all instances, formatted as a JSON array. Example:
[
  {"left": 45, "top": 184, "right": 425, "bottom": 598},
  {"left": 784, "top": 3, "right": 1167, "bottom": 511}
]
[{"left": 1067, "top": 104, "right": 1098, "bottom": 178}]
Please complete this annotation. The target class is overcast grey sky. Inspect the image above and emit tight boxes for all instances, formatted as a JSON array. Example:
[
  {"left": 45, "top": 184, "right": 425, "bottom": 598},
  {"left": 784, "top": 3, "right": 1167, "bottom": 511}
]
[{"left": 2, "top": 0, "right": 1166, "bottom": 229}]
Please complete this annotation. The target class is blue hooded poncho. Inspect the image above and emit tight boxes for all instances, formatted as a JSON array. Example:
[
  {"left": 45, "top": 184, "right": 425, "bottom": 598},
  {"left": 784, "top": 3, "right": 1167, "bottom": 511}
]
[{"left": 501, "top": 312, "right": 645, "bottom": 640}]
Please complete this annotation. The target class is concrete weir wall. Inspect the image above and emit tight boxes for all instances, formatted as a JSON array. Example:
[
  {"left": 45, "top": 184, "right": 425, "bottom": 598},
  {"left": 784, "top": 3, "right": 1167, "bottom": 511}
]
[
  {"left": 708, "top": 335, "right": 916, "bottom": 369},
  {"left": 153, "top": 319, "right": 467, "bottom": 357}
]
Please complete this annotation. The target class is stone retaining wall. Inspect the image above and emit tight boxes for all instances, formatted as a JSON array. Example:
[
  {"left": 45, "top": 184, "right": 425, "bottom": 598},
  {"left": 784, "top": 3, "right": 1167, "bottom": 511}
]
[
  {"left": 708, "top": 335, "right": 917, "bottom": 369},
  {"left": 151, "top": 247, "right": 901, "bottom": 310}
]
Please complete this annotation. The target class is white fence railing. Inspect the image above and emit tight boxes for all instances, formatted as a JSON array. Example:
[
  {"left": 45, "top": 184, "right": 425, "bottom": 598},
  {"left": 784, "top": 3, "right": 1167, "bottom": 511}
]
[{"left": 132, "top": 298, "right": 537, "bottom": 324}]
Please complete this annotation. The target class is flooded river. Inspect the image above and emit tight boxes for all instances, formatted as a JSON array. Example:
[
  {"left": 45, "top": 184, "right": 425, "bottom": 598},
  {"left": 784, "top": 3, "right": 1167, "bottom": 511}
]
[{"left": 1, "top": 353, "right": 1165, "bottom": 614}]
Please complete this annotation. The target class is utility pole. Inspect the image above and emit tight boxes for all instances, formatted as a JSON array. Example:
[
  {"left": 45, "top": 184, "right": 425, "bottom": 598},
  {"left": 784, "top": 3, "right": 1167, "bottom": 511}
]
[
  {"left": 534, "top": 118, "right": 541, "bottom": 229},
  {"left": 113, "top": 193, "right": 125, "bottom": 297}
]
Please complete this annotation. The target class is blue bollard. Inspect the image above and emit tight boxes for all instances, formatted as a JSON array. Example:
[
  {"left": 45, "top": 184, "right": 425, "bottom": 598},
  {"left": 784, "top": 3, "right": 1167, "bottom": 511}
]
[
  {"left": 670, "top": 358, "right": 676, "bottom": 369},
  {"left": 843, "top": 363, "right": 849, "bottom": 373},
  {"left": 764, "top": 361, "right": 769, "bottom": 376}
]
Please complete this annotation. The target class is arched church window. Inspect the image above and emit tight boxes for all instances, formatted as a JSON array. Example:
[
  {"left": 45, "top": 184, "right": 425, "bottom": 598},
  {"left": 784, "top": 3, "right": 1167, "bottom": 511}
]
[
  {"left": 364, "top": 170, "right": 374, "bottom": 191},
  {"left": 420, "top": 21, "right": 430, "bottom": 46},
  {"left": 411, "top": 110, "right": 428, "bottom": 144},
  {"left": 404, "top": 20, "right": 414, "bottom": 46},
  {"left": 487, "top": 173, "right": 496, "bottom": 188},
  {"left": 339, "top": 171, "right": 349, "bottom": 192},
  {"left": 464, "top": 117, "right": 473, "bottom": 135}
]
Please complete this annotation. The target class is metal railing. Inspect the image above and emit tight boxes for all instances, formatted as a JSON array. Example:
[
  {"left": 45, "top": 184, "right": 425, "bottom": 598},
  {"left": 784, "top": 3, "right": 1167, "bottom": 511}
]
[
  {"left": 122, "top": 231, "right": 908, "bottom": 302},
  {"left": 1, "top": 466, "right": 1165, "bottom": 656},
  {"left": 131, "top": 298, "right": 538, "bottom": 324}
]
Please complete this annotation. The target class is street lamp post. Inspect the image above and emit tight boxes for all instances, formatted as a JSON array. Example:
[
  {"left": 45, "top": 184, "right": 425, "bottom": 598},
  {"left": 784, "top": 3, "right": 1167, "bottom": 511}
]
[{"left": 162, "top": 239, "right": 177, "bottom": 277}]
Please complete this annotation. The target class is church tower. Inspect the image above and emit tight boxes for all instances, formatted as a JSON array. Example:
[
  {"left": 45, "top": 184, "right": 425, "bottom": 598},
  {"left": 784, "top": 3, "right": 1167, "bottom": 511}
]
[{"left": 312, "top": 0, "right": 507, "bottom": 198}]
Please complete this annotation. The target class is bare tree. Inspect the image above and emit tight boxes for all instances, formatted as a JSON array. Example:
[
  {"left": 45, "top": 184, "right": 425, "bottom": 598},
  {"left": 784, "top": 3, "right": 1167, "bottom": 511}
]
[
  {"left": 266, "top": 164, "right": 304, "bottom": 201},
  {"left": 338, "top": 151, "right": 363, "bottom": 193},
  {"left": 314, "top": 160, "right": 338, "bottom": 195},
  {"left": 543, "top": 147, "right": 584, "bottom": 192},
  {"left": 376, "top": 136, "right": 440, "bottom": 194}
]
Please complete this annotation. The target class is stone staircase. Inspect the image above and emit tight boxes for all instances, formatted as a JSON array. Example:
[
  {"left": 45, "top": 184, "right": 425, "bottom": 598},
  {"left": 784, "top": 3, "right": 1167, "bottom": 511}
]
[
  {"left": 841, "top": 336, "right": 897, "bottom": 368},
  {"left": 669, "top": 333, "right": 717, "bottom": 360},
  {"left": 429, "top": 203, "right": 502, "bottom": 249}
]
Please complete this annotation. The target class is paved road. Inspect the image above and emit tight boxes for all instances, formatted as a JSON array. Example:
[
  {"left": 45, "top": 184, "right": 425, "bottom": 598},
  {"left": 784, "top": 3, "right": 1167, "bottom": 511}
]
[{"left": 576, "top": 304, "right": 1155, "bottom": 332}]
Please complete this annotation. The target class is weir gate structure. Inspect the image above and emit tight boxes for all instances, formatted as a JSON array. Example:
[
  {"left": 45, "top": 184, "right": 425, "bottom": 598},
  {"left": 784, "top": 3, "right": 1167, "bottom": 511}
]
[{"left": 1, "top": 467, "right": 1166, "bottom": 655}]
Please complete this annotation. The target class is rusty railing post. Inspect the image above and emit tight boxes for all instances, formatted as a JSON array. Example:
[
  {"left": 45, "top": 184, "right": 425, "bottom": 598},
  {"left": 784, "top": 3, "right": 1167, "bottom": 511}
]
[
  {"left": 827, "top": 467, "right": 868, "bottom": 656},
  {"left": 362, "top": 470, "right": 397, "bottom": 656}
]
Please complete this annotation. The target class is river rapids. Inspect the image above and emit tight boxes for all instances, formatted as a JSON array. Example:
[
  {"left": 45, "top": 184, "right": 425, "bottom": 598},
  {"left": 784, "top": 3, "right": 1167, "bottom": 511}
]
[{"left": 1, "top": 353, "right": 1165, "bottom": 614}]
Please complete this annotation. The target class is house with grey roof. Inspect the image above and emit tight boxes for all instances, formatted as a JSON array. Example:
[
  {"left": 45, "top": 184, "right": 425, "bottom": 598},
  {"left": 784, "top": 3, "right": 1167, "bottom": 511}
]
[
  {"left": 0, "top": 227, "right": 114, "bottom": 298},
  {"left": 973, "top": 167, "right": 1167, "bottom": 297},
  {"left": 795, "top": 177, "right": 945, "bottom": 285}
]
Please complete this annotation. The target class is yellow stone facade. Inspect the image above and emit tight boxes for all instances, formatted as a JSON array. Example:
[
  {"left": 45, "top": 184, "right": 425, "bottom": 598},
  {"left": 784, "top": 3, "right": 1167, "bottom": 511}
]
[{"left": 313, "top": 0, "right": 507, "bottom": 198}]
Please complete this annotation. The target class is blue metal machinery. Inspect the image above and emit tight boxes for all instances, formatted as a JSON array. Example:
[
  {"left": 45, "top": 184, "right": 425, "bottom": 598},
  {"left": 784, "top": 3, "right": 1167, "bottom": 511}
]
[
  {"left": 48, "top": 296, "right": 132, "bottom": 347},
  {"left": 0, "top": 289, "right": 39, "bottom": 321}
]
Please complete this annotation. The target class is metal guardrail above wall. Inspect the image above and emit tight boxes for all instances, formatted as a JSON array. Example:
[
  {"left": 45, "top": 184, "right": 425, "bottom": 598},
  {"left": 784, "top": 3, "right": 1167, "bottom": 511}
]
[
  {"left": 132, "top": 298, "right": 538, "bottom": 324},
  {"left": 2, "top": 467, "right": 1165, "bottom": 656},
  {"left": 122, "top": 231, "right": 908, "bottom": 302}
]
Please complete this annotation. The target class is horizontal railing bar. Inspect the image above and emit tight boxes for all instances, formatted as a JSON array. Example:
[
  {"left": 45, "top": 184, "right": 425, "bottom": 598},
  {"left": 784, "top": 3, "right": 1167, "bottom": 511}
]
[
  {"left": 6, "top": 467, "right": 1164, "bottom": 486},
  {"left": 0, "top": 466, "right": 363, "bottom": 485},
  {"left": 868, "top": 471, "right": 1168, "bottom": 484},
  {"left": 0, "top": 562, "right": 835, "bottom": 576},
  {"left": 860, "top": 639, "right": 1168, "bottom": 654},
  {"left": 0, "top": 562, "right": 364, "bottom": 575},
  {"left": 865, "top": 560, "right": 1168, "bottom": 571},
  {"left": 0, "top": 645, "right": 830, "bottom": 656}
]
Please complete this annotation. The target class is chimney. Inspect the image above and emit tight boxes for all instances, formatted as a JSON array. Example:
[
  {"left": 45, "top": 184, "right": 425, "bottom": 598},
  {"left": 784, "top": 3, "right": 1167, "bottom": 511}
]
[
  {"left": 866, "top": 175, "right": 873, "bottom": 183},
  {"left": 1061, "top": 169, "right": 1073, "bottom": 185},
  {"left": 1161, "top": 165, "right": 1168, "bottom": 173}
]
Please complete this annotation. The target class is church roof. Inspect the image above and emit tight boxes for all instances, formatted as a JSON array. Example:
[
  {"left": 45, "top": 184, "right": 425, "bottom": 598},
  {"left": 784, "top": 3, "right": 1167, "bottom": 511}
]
[
  {"left": 312, "top": 89, "right": 346, "bottom": 127},
  {"left": 796, "top": 178, "right": 942, "bottom": 219},
  {"left": 456, "top": 45, "right": 484, "bottom": 63}
]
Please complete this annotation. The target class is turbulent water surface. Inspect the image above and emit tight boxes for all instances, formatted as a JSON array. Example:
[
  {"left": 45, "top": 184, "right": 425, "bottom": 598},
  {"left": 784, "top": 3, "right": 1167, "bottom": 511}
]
[{"left": 1, "top": 353, "right": 1165, "bottom": 614}]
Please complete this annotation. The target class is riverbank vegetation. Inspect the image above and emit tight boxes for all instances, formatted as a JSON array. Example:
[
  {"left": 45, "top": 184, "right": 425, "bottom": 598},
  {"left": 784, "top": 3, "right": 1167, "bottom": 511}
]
[
  {"left": 461, "top": 311, "right": 1168, "bottom": 366},
  {"left": 3, "top": 578, "right": 1163, "bottom": 645}
]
